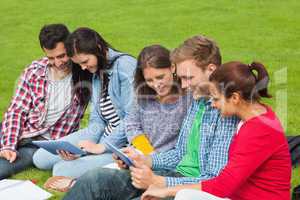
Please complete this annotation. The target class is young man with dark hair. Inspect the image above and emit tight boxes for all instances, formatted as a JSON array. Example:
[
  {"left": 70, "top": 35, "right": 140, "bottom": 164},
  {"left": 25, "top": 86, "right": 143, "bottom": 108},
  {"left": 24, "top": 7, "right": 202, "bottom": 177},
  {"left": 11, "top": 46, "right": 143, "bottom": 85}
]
[
  {"left": 63, "top": 35, "right": 239, "bottom": 200},
  {"left": 0, "top": 24, "right": 86, "bottom": 179}
]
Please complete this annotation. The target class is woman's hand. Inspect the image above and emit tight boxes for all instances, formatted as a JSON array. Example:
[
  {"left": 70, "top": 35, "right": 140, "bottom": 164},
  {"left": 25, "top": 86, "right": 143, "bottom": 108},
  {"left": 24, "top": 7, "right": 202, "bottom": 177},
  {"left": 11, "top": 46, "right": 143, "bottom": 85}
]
[
  {"left": 112, "top": 147, "right": 138, "bottom": 169},
  {"left": 112, "top": 146, "right": 152, "bottom": 170},
  {"left": 141, "top": 185, "right": 170, "bottom": 200},
  {"left": 57, "top": 150, "right": 79, "bottom": 161},
  {"left": 112, "top": 153, "right": 128, "bottom": 169},
  {"left": 142, "top": 184, "right": 202, "bottom": 200},
  {"left": 78, "top": 140, "right": 105, "bottom": 154}
]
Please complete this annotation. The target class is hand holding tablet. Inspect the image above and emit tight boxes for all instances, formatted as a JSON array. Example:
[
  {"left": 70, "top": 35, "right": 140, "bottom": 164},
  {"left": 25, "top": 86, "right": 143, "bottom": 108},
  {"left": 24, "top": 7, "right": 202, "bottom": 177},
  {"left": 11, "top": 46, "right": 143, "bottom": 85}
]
[
  {"left": 104, "top": 141, "right": 134, "bottom": 167},
  {"left": 32, "top": 140, "right": 87, "bottom": 156}
]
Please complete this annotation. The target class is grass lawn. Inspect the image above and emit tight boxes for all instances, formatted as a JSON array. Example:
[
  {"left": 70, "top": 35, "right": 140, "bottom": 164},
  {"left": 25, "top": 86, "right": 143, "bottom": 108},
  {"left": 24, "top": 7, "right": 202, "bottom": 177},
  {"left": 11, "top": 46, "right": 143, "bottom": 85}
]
[{"left": 0, "top": 0, "right": 299, "bottom": 199}]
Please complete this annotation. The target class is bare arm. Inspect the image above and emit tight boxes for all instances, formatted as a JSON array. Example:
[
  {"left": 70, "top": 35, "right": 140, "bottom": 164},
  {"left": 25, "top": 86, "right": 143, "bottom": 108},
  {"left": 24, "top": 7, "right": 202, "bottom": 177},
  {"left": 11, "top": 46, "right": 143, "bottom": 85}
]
[{"left": 141, "top": 184, "right": 201, "bottom": 200}]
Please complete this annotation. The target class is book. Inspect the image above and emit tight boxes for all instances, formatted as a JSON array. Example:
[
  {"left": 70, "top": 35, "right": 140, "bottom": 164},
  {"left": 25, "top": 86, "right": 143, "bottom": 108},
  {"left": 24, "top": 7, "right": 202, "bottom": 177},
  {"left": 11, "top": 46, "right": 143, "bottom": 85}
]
[
  {"left": 0, "top": 179, "right": 52, "bottom": 200},
  {"left": 131, "top": 134, "right": 155, "bottom": 155}
]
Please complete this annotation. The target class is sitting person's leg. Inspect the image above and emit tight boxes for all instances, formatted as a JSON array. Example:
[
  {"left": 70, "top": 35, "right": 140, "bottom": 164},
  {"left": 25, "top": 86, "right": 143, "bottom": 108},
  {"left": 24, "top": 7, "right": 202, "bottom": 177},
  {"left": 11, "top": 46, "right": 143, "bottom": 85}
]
[
  {"left": 53, "top": 152, "right": 114, "bottom": 178},
  {"left": 33, "top": 129, "right": 100, "bottom": 170},
  {"left": 0, "top": 139, "right": 38, "bottom": 179},
  {"left": 63, "top": 166, "right": 182, "bottom": 200},
  {"left": 175, "top": 189, "right": 228, "bottom": 200},
  {"left": 130, "top": 196, "right": 174, "bottom": 200},
  {"left": 32, "top": 146, "right": 61, "bottom": 170},
  {"left": 63, "top": 168, "right": 143, "bottom": 200}
]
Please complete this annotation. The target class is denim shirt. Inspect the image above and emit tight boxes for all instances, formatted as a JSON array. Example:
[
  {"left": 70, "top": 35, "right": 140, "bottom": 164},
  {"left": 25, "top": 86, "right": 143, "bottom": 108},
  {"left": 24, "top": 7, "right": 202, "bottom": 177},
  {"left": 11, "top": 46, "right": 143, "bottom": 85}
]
[{"left": 74, "top": 49, "right": 137, "bottom": 148}]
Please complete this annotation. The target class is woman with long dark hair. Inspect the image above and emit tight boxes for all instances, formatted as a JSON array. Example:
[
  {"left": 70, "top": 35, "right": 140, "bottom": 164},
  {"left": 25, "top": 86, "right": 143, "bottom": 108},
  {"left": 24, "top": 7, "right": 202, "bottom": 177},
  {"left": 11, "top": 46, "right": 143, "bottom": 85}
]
[
  {"left": 125, "top": 44, "right": 191, "bottom": 154},
  {"left": 141, "top": 61, "right": 291, "bottom": 200},
  {"left": 33, "top": 27, "right": 137, "bottom": 178},
  {"left": 66, "top": 44, "right": 191, "bottom": 155}
]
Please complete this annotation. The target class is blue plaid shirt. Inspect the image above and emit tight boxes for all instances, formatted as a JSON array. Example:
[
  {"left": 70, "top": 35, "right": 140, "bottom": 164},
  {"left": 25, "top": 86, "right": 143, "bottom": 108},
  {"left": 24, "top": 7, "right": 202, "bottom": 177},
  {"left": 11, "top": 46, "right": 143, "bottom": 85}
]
[{"left": 151, "top": 98, "right": 239, "bottom": 186}]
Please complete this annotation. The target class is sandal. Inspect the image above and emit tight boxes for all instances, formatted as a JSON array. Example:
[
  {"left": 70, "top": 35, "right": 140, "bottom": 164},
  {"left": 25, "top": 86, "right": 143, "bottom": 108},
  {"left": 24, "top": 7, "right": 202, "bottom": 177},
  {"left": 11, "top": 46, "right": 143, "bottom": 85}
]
[{"left": 44, "top": 176, "right": 76, "bottom": 192}]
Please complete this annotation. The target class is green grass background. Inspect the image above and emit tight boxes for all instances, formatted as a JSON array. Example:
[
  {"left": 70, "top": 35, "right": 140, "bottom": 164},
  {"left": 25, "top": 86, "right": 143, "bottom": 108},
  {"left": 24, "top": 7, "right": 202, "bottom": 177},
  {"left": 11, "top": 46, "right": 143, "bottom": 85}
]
[{"left": 0, "top": 0, "right": 299, "bottom": 199}]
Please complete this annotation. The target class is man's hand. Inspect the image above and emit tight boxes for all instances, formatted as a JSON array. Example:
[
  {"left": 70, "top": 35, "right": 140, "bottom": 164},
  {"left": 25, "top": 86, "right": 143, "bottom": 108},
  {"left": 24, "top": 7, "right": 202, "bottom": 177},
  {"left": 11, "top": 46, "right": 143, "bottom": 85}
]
[
  {"left": 57, "top": 150, "right": 79, "bottom": 161},
  {"left": 78, "top": 140, "right": 105, "bottom": 154},
  {"left": 0, "top": 149, "right": 18, "bottom": 163},
  {"left": 130, "top": 153, "right": 165, "bottom": 189},
  {"left": 130, "top": 164, "right": 165, "bottom": 189}
]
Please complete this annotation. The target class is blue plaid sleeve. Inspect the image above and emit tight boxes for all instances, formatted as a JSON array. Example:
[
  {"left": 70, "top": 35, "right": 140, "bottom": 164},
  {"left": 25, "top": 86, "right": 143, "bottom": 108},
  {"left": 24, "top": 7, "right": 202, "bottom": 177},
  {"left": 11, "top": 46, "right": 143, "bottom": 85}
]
[
  {"left": 153, "top": 99, "right": 239, "bottom": 187},
  {"left": 200, "top": 107, "right": 239, "bottom": 179},
  {"left": 166, "top": 176, "right": 205, "bottom": 186},
  {"left": 166, "top": 102, "right": 239, "bottom": 186}
]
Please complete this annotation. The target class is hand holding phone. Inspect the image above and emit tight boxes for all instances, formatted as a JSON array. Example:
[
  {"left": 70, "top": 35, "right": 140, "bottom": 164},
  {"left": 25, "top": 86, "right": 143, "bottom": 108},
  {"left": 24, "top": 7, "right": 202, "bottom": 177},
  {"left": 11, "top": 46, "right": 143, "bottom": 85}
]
[{"left": 104, "top": 141, "right": 134, "bottom": 167}]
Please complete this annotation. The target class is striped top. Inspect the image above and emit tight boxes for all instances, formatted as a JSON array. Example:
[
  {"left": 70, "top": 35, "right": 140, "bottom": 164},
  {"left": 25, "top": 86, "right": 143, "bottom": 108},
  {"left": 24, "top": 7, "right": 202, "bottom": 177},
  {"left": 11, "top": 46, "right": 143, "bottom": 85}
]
[{"left": 100, "top": 82, "right": 121, "bottom": 137}]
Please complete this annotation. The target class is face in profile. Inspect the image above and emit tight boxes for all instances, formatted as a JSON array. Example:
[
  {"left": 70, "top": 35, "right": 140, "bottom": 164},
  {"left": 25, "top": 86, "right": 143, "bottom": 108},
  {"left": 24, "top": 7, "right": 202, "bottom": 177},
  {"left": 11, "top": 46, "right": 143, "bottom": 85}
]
[
  {"left": 176, "top": 59, "right": 212, "bottom": 99},
  {"left": 44, "top": 42, "right": 70, "bottom": 71},
  {"left": 210, "top": 83, "right": 237, "bottom": 117},
  {"left": 71, "top": 53, "right": 98, "bottom": 73},
  {"left": 142, "top": 66, "right": 174, "bottom": 98}
]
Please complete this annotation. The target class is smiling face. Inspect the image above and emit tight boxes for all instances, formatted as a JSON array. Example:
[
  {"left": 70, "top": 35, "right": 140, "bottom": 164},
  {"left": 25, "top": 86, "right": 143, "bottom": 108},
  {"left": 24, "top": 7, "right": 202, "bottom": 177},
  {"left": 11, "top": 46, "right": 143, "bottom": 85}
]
[
  {"left": 71, "top": 53, "right": 98, "bottom": 73},
  {"left": 142, "top": 66, "right": 174, "bottom": 98},
  {"left": 43, "top": 42, "right": 70, "bottom": 71},
  {"left": 210, "top": 82, "right": 239, "bottom": 117},
  {"left": 176, "top": 59, "right": 214, "bottom": 99}
]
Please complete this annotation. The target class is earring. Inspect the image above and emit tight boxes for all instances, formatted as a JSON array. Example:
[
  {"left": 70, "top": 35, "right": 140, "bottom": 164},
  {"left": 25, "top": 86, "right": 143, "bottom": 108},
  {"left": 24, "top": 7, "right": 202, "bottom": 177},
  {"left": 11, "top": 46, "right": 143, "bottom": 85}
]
[{"left": 172, "top": 72, "right": 177, "bottom": 78}]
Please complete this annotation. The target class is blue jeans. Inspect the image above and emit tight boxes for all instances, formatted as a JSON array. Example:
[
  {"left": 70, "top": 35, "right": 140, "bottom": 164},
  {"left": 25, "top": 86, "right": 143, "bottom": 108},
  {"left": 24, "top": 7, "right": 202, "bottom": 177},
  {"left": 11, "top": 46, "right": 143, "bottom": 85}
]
[
  {"left": 63, "top": 167, "right": 180, "bottom": 200},
  {"left": 52, "top": 153, "right": 113, "bottom": 178},
  {"left": 0, "top": 137, "right": 38, "bottom": 180}
]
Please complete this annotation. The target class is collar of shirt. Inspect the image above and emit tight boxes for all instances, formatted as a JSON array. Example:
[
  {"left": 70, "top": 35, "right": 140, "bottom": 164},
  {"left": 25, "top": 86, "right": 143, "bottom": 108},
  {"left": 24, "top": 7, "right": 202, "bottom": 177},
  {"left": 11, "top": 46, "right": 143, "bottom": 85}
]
[
  {"left": 196, "top": 97, "right": 212, "bottom": 107},
  {"left": 31, "top": 57, "right": 49, "bottom": 78}
]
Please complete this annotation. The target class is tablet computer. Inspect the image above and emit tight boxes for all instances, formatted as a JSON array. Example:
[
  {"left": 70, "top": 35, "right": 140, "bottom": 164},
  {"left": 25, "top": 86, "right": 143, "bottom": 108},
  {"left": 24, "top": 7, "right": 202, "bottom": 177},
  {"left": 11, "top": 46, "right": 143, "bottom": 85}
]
[
  {"left": 32, "top": 140, "right": 87, "bottom": 155},
  {"left": 104, "top": 141, "right": 134, "bottom": 167}
]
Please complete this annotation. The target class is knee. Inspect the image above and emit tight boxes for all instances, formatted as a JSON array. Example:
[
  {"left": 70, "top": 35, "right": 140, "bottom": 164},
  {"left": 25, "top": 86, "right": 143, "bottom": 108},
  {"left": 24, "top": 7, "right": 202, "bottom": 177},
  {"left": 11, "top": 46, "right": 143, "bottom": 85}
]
[
  {"left": 77, "top": 167, "right": 112, "bottom": 186},
  {"left": 53, "top": 161, "right": 76, "bottom": 177},
  {"left": 52, "top": 161, "right": 65, "bottom": 176},
  {"left": 32, "top": 149, "right": 57, "bottom": 170}
]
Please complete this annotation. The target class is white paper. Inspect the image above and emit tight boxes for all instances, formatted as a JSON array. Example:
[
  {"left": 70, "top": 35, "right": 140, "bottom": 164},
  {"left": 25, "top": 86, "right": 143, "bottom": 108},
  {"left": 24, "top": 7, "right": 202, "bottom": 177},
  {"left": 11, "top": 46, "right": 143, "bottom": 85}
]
[{"left": 0, "top": 179, "right": 52, "bottom": 200}]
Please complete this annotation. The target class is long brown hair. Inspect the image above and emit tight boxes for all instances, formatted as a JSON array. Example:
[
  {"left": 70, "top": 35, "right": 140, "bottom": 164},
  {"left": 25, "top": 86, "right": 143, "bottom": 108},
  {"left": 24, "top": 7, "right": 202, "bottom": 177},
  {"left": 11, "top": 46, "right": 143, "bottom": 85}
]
[
  {"left": 209, "top": 61, "right": 272, "bottom": 102},
  {"left": 134, "top": 44, "right": 180, "bottom": 99},
  {"left": 65, "top": 27, "right": 115, "bottom": 106}
]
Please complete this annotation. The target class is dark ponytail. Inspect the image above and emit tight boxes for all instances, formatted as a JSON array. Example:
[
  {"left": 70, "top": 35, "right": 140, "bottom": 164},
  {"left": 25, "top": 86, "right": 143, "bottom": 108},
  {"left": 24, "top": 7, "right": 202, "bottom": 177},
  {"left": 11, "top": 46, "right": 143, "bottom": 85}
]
[
  {"left": 248, "top": 62, "right": 272, "bottom": 98},
  {"left": 209, "top": 61, "right": 272, "bottom": 102}
]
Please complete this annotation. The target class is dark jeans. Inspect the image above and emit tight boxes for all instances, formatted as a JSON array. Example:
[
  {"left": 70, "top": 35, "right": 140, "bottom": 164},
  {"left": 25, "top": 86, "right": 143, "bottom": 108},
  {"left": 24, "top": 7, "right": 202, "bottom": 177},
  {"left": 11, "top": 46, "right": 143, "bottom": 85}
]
[
  {"left": 0, "top": 123, "right": 38, "bottom": 180},
  {"left": 63, "top": 167, "right": 181, "bottom": 200}
]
